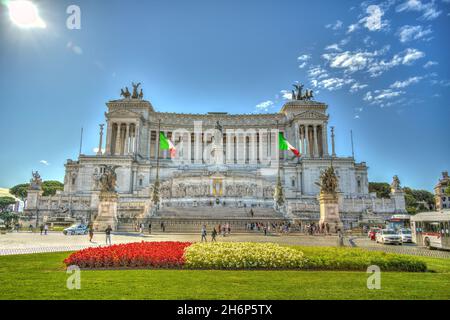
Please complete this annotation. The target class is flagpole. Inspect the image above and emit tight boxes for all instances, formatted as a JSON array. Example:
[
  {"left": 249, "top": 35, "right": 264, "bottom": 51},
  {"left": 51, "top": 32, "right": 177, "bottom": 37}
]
[{"left": 152, "top": 119, "right": 161, "bottom": 210}]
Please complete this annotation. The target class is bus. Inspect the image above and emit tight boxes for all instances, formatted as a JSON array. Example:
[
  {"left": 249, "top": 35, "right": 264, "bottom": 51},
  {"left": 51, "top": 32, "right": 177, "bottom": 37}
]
[
  {"left": 410, "top": 211, "right": 450, "bottom": 250},
  {"left": 387, "top": 214, "right": 411, "bottom": 231}
]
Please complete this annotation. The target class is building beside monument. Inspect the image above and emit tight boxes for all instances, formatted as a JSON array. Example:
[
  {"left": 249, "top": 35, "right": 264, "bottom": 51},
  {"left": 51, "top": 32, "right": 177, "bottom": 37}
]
[
  {"left": 435, "top": 171, "right": 450, "bottom": 210},
  {"left": 24, "top": 83, "right": 406, "bottom": 230}
]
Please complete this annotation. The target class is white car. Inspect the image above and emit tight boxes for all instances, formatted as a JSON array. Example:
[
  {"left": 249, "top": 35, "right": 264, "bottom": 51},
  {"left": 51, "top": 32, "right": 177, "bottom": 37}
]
[
  {"left": 63, "top": 224, "right": 88, "bottom": 235},
  {"left": 376, "top": 229, "right": 402, "bottom": 245},
  {"left": 398, "top": 228, "right": 412, "bottom": 243}
]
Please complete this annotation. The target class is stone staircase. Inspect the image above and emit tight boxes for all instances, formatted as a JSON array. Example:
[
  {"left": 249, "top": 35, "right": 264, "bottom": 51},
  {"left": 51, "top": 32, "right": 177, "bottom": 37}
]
[{"left": 117, "top": 206, "right": 287, "bottom": 233}]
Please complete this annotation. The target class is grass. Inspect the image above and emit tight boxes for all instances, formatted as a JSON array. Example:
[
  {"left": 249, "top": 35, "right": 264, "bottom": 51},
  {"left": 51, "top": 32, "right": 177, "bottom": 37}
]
[{"left": 0, "top": 250, "right": 449, "bottom": 300}]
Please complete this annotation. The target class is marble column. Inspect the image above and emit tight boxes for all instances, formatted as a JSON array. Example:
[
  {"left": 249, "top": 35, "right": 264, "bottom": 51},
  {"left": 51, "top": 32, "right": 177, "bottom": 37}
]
[
  {"left": 306, "top": 125, "right": 311, "bottom": 157},
  {"left": 331, "top": 126, "right": 336, "bottom": 157},
  {"left": 313, "top": 125, "right": 319, "bottom": 158},
  {"left": 97, "top": 124, "right": 104, "bottom": 156},
  {"left": 294, "top": 123, "right": 300, "bottom": 154},
  {"left": 115, "top": 123, "right": 122, "bottom": 156},
  {"left": 134, "top": 123, "right": 140, "bottom": 156},
  {"left": 105, "top": 121, "right": 112, "bottom": 155},
  {"left": 124, "top": 123, "right": 130, "bottom": 155},
  {"left": 322, "top": 123, "right": 329, "bottom": 156}
]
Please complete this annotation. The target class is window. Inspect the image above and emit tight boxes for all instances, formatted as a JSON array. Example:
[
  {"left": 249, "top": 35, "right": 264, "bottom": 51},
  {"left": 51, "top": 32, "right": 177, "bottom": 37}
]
[
  {"left": 139, "top": 179, "right": 143, "bottom": 187},
  {"left": 291, "top": 178, "right": 295, "bottom": 187},
  {"left": 72, "top": 178, "right": 76, "bottom": 185}
]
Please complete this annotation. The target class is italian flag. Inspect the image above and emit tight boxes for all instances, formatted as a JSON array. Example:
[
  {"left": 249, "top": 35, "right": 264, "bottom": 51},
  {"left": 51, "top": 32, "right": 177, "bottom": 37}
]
[
  {"left": 279, "top": 132, "right": 300, "bottom": 157},
  {"left": 159, "top": 132, "right": 176, "bottom": 158}
]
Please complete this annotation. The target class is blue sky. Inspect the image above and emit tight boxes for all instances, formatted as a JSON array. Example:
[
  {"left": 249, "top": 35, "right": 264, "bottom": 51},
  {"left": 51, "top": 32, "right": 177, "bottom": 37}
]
[{"left": 0, "top": 0, "right": 449, "bottom": 191}]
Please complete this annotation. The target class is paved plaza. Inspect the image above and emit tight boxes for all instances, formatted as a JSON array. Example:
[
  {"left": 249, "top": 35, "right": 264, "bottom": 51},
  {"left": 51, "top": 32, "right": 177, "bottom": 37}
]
[{"left": 1, "top": 231, "right": 449, "bottom": 258}]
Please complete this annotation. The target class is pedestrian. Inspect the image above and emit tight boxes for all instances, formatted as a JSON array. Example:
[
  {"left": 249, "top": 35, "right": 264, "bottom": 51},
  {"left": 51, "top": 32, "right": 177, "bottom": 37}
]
[
  {"left": 263, "top": 225, "right": 267, "bottom": 236},
  {"left": 88, "top": 224, "right": 94, "bottom": 242},
  {"left": 211, "top": 227, "right": 217, "bottom": 242},
  {"left": 201, "top": 225, "right": 207, "bottom": 242},
  {"left": 105, "top": 225, "right": 113, "bottom": 245},
  {"left": 250, "top": 208, "right": 254, "bottom": 218},
  {"left": 39, "top": 224, "right": 44, "bottom": 235},
  {"left": 44, "top": 224, "right": 48, "bottom": 235},
  {"left": 326, "top": 223, "right": 330, "bottom": 235},
  {"left": 148, "top": 222, "right": 152, "bottom": 234},
  {"left": 337, "top": 229, "right": 344, "bottom": 247},
  {"left": 139, "top": 223, "right": 143, "bottom": 235},
  {"left": 29, "top": 224, "right": 33, "bottom": 232},
  {"left": 162, "top": 222, "right": 166, "bottom": 232}
]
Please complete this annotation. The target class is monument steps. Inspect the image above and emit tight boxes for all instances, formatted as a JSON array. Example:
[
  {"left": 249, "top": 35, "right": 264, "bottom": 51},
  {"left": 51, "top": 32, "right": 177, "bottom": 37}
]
[{"left": 117, "top": 206, "right": 287, "bottom": 232}]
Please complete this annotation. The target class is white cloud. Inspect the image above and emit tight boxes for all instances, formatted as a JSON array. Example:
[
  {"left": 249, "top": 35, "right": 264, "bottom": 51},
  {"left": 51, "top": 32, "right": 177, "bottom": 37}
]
[
  {"left": 326, "top": 20, "right": 343, "bottom": 30},
  {"left": 322, "top": 46, "right": 389, "bottom": 73},
  {"left": 313, "top": 77, "right": 355, "bottom": 91},
  {"left": 360, "top": 5, "right": 388, "bottom": 31},
  {"left": 390, "top": 76, "right": 423, "bottom": 88},
  {"left": 40, "top": 160, "right": 50, "bottom": 166},
  {"left": 423, "top": 60, "right": 438, "bottom": 68},
  {"left": 307, "top": 66, "right": 329, "bottom": 79},
  {"left": 325, "top": 44, "right": 342, "bottom": 51},
  {"left": 93, "top": 147, "right": 106, "bottom": 154},
  {"left": 279, "top": 90, "right": 292, "bottom": 100},
  {"left": 367, "top": 48, "right": 425, "bottom": 76},
  {"left": 364, "top": 89, "right": 405, "bottom": 104},
  {"left": 396, "top": 0, "right": 442, "bottom": 20},
  {"left": 297, "top": 54, "right": 311, "bottom": 69},
  {"left": 347, "top": 24, "right": 359, "bottom": 33},
  {"left": 350, "top": 82, "right": 368, "bottom": 93},
  {"left": 397, "top": 25, "right": 433, "bottom": 42},
  {"left": 255, "top": 100, "right": 274, "bottom": 112}
]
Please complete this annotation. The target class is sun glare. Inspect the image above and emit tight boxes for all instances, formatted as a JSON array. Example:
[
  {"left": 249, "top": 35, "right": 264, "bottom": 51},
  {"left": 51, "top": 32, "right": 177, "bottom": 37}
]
[{"left": 7, "top": 0, "right": 46, "bottom": 28}]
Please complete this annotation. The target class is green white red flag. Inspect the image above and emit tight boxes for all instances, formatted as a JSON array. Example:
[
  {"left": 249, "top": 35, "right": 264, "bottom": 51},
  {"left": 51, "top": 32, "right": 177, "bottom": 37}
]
[
  {"left": 159, "top": 132, "right": 176, "bottom": 157},
  {"left": 279, "top": 132, "right": 300, "bottom": 157}
]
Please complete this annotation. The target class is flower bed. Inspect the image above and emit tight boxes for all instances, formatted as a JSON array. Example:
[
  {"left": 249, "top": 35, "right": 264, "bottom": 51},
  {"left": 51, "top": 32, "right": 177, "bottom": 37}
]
[
  {"left": 296, "top": 246, "right": 427, "bottom": 272},
  {"left": 184, "top": 242, "right": 306, "bottom": 269},
  {"left": 64, "top": 241, "right": 191, "bottom": 269},
  {"left": 64, "top": 242, "right": 427, "bottom": 272}
]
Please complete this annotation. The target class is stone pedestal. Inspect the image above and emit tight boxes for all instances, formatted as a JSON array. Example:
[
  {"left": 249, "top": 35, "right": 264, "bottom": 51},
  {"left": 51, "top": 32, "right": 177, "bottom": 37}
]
[
  {"left": 319, "top": 192, "right": 343, "bottom": 232},
  {"left": 93, "top": 192, "right": 118, "bottom": 231}
]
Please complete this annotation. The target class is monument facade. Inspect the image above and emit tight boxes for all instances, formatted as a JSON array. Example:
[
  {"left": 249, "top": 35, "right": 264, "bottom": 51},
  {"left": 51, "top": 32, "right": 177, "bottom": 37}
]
[{"left": 24, "top": 83, "right": 406, "bottom": 230}]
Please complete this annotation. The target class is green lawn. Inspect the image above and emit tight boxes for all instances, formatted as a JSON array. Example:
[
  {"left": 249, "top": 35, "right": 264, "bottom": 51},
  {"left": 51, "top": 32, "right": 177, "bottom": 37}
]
[{"left": 0, "top": 251, "right": 449, "bottom": 300}]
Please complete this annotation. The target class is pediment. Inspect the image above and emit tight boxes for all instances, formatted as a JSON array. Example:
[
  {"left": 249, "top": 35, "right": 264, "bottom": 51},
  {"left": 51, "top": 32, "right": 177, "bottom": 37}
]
[
  {"left": 106, "top": 109, "right": 143, "bottom": 119},
  {"left": 294, "top": 110, "right": 328, "bottom": 121}
]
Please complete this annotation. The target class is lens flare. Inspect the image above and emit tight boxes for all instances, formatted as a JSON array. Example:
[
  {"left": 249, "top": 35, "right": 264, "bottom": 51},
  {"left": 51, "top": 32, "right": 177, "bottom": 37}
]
[{"left": 7, "top": 0, "right": 46, "bottom": 28}]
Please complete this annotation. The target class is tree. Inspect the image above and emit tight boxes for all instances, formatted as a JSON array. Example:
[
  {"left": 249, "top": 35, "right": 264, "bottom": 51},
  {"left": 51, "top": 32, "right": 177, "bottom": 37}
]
[
  {"left": 445, "top": 185, "right": 450, "bottom": 196},
  {"left": 0, "top": 211, "right": 19, "bottom": 228},
  {"left": 369, "top": 182, "right": 391, "bottom": 198},
  {"left": 9, "top": 181, "right": 64, "bottom": 199},
  {"left": 0, "top": 197, "right": 16, "bottom": 212},
  {"left": 9, "top": 183, "right": 29, "bottom": 201},
  {"left": 42, "top": 181, "right": 64, "bottom": 196}
]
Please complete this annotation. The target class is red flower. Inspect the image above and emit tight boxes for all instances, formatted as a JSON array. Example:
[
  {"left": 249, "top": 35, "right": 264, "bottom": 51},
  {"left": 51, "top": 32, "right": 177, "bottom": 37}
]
[{"left": 64, "top": 241, "right": 192, "bottom": 269}]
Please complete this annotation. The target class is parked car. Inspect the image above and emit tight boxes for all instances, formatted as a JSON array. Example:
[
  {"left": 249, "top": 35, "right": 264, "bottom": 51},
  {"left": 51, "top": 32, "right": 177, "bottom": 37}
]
[
  {"left": 376, "top": 229, "right": 402, "bottom": 245},
  {"left": 368, "top": 227, "right": 381, "bottom": 241},
  {"left": 63, "top": 224, "right": 88, "bottom": 235},
  {"left": 398, "top": 228, "right": 412, "bottom": 243}
]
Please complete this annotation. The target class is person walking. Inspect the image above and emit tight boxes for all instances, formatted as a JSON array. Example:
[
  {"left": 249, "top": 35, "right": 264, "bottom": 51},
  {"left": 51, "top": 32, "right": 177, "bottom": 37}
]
[
  {"left": 44, "top": 224, "right": 49, "bottom": 235},
  {"left": 211, "top": 227, "right": 217, "bottom": 242},
  {"left": 88, "top": 224, "right": 94, "bottom": 242},
  {"left": 201, "top": 225, "right": 207, "bottom": 242},
  {"left": 148, "top": 222, "right": 152, "bottom": 235},
  {"left": 263, "top": 225, "right": 267, "bottom": 236},
  {"left": 250, "top": 208, "right": 254, "bottom": 218},
  {"left": 105, "top": 225, "right": 112, "bottom": 245},
  {"left": 39, "top": 224, "right": 44, "bottom": 235},
  {"left": 337, "top": 229, "right": 344, "bottom": 247},
  {"left": 326, "top": 222, "right": 330, "bottom": 235}
]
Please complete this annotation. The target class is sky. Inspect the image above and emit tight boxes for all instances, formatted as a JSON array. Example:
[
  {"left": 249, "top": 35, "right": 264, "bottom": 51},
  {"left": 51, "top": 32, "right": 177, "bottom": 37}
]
[{"left": 0, "top": 0, "right": 449, "bottom": 191}]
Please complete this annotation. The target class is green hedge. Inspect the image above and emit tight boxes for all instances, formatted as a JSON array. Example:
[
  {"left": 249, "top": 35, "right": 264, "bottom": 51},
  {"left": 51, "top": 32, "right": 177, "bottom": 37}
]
[{"left": 292, "top": 246, "right": 427, "bottom": 272}]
